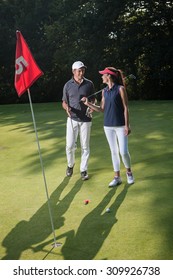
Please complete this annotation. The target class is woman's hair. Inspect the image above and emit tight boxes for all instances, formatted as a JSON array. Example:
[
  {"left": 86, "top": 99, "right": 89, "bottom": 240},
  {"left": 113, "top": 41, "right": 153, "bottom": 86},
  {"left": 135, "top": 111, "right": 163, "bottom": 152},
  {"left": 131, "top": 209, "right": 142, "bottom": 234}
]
[{"left": 107, "top": 67, "right": 125, "bottom": 87}]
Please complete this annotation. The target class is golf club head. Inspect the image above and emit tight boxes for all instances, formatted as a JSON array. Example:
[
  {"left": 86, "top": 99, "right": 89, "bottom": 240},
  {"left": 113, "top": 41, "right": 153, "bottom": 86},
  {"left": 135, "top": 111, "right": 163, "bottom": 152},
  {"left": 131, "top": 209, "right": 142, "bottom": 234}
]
[{"left": 128, "top": 74, "right": 136, "bottom": 79}]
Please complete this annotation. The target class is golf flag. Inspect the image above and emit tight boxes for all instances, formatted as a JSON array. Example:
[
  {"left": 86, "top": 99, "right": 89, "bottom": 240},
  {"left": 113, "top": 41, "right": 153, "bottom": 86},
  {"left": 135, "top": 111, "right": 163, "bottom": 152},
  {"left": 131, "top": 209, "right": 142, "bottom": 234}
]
[{"left": 14, "top": 30, "right": 43, "bottom": 97}]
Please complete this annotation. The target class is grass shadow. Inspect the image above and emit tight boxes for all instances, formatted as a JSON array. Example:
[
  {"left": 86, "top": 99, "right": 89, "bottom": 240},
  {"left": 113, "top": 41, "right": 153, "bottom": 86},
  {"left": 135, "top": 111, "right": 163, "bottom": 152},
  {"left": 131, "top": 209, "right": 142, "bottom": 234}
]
[
  {"left": 56, "top": 183, "right": 131, "bottom": 259},
  {"left": 1, "top": 177, "right": 83, "bottom": 260}
]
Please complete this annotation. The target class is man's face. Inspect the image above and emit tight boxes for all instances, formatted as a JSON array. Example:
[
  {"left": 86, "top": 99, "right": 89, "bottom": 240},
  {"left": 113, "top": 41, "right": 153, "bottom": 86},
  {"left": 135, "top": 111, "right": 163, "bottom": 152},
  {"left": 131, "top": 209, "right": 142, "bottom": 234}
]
[{"left": 73, "top": 67, "right": 85, "bottom": 81}]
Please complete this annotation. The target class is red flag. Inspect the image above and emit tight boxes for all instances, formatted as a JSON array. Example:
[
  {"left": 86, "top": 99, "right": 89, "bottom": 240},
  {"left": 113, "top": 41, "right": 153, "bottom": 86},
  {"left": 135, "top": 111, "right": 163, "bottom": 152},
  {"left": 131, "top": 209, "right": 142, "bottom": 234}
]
[{"left": 14, "top": 31, "right": 43, "bottom": 97}]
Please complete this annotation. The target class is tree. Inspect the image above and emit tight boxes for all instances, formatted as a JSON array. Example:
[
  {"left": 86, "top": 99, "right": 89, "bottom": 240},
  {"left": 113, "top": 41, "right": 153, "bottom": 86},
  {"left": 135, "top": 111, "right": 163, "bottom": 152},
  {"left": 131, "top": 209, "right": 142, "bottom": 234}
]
[{"left": 0, "top": 0, "right": 172, "bottom": 103}]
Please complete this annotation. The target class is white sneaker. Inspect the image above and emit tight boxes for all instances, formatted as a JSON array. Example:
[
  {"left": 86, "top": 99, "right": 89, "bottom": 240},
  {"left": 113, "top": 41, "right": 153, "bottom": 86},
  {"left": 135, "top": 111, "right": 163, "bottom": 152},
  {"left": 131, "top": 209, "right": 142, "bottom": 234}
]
[
  {"left": 109, "top": 177, "right": 122, "bottom": 187},
  {"left": 126, "top": 172, "right": 134, "bottom": 184}
]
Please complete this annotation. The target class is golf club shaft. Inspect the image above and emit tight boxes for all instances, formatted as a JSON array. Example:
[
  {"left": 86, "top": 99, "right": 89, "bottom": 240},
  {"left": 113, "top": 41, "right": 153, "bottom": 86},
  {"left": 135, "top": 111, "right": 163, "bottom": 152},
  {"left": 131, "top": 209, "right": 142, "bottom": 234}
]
[
  {"left": 65, "top": 92, "right": 76, "bottom": 148},
  {"left": 87, "top": 73, "right": 136, "bottom": 99},
  {"left": 87, "top": 88, "right": 105, "bottom": 99}
]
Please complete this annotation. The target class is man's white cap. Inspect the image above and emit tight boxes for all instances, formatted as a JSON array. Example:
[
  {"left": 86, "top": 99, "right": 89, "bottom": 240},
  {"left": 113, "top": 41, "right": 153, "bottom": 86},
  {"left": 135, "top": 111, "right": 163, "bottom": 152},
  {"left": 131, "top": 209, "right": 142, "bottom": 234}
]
[{"left": 72, "top": 61, "right": 87, "bottom": 70}]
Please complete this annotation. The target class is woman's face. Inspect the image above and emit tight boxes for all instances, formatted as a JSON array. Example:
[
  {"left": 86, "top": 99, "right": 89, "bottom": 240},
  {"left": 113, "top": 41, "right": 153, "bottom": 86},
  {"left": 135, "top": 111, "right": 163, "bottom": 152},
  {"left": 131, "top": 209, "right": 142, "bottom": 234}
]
[{"left": 101, "top": 74, "right": 110, "bottom": 84}]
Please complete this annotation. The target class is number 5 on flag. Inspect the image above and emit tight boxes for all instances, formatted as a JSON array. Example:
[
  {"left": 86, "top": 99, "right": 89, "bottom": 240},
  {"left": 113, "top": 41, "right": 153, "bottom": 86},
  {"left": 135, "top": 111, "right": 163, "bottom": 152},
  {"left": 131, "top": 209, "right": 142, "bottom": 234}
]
[
  {"left": 14, "top": 30, "right": 43, "bottom": 97},
  {"left": 15, "top": 56, "right": 28, "bottom": 75}
]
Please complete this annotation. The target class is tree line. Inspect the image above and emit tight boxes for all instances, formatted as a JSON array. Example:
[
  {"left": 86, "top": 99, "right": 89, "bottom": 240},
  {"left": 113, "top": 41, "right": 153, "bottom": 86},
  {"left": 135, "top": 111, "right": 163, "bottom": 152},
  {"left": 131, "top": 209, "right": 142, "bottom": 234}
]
[{"left": 0, "top": 0, "right": 172, "bottom": 104}]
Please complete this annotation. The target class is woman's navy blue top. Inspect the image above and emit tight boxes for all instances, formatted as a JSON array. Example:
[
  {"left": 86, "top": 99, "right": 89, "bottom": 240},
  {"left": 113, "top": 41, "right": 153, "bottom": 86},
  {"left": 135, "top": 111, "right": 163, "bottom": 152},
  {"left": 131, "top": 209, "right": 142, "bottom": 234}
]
[{"left": 103, "top": 84, "right": 125, "bottom": 126}]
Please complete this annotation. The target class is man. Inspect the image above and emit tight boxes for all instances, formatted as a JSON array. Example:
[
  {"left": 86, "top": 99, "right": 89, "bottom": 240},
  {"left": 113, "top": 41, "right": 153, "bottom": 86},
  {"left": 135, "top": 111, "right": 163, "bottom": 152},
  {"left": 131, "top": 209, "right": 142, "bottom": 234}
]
[{"left": 62, "top": 61, "right": 95, "bottom": 180}]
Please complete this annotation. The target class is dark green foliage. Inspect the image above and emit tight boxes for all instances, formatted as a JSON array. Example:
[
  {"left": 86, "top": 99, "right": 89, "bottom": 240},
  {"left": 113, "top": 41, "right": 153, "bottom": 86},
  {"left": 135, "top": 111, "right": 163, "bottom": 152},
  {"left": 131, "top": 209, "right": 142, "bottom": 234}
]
[{"left": 0, "top": 0, "right": 172, "bottom": 103}]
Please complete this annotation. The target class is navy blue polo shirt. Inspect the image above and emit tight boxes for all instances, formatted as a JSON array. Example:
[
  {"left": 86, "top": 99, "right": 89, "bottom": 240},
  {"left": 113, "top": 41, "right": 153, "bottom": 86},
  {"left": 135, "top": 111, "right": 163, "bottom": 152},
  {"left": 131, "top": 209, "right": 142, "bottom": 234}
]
[
  {"left": 62, "top": 77, "right": 94, "bottom": 122},
  {"left": 103, "top": 84, "right": 125, "bottom": 126}
]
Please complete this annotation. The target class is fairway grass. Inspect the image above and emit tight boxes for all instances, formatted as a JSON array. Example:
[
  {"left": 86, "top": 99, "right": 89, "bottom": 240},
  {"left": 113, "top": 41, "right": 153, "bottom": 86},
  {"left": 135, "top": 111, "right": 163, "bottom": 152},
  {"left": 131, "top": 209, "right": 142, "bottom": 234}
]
[{"left": 0, "top": 101, "right": 173, "bottom": 260}]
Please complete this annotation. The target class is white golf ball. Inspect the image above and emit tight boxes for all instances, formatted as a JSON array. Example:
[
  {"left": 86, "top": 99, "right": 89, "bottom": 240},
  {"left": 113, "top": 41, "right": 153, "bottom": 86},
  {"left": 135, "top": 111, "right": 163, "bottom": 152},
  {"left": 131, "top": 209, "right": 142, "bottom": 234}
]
[{"left": 106, "top": 208, "right": 110, "bottom": 213}]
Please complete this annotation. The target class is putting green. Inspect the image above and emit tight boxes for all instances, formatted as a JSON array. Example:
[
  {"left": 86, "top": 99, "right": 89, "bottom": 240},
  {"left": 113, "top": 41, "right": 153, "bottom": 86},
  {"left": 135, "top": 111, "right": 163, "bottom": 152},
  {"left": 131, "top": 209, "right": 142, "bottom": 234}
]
[{"left": 0, "top": 101, "right": 173, "bottom": 260}]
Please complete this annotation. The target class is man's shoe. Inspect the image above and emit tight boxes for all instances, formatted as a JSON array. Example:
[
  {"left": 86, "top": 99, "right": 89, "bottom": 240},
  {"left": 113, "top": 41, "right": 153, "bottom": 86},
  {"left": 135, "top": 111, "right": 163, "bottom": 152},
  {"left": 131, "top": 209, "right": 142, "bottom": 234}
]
[
  {"left": 109, "top": 177, "right": 122, "bottom": 187},
  {"left": 66, "top": 166, "right": 73, "bottom": 177},
  {"left": 81, "top": 171, "right": 89, "bottom": 181},
  {"left": 126, "top": 172, "right": 134, "bottom": 184}
]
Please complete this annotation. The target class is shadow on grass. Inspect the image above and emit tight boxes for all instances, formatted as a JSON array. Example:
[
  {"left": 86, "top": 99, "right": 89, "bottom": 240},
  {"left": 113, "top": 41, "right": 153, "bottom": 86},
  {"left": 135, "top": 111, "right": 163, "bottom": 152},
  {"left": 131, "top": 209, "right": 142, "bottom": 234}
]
[
  {"left": 58, "top": 183, "right": 131, "bottom": 260},
  {"left": 38, "top": 183, "right": 131, "bottom": 260},
  {"left": 1, "top": 177, "right": 83, "bottom": 260}
]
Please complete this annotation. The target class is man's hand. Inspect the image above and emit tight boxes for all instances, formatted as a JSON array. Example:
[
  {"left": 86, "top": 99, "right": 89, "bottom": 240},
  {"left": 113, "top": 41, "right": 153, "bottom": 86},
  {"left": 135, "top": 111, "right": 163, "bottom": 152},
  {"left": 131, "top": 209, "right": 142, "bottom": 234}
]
[{"left": 66, "top": 106, "right": 71, "bottom": 117}]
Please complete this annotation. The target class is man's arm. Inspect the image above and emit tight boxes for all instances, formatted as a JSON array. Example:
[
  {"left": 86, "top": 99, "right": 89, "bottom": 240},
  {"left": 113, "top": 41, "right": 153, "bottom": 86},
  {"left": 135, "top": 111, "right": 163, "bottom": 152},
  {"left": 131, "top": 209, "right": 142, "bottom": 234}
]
[{"left": 62, "top": 84, "right": 71, "bottom": 117}]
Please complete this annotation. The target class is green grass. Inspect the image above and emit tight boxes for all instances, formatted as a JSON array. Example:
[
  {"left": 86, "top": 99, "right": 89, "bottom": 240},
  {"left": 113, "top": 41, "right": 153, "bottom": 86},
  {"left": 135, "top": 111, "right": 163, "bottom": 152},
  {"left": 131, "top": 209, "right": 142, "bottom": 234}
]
[{"left": 0, "top": 101, "right": 173, "bottom": 260}]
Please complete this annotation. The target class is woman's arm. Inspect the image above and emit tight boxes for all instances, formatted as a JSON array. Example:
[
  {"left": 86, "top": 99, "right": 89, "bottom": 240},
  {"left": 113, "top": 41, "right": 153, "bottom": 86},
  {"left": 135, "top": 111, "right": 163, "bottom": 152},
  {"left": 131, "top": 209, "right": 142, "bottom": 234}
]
[
  {"left": 81, "top": 91, "right": 105, "bottom": 112},
  {"left": 119, "top": 86, "right": 131, "bottom": 135}
]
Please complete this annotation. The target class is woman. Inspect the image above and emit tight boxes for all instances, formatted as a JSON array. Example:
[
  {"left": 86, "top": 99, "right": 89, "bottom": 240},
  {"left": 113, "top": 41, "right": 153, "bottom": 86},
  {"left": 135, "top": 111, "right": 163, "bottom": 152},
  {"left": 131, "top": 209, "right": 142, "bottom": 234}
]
[{"left": 81, "top": 67, "right": 134, "bottom": 187}]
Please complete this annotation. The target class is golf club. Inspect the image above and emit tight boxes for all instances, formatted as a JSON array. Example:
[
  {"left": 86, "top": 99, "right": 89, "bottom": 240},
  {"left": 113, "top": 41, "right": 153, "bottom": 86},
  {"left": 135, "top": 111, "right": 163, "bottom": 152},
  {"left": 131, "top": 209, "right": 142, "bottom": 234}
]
[
  {"left": 86, "top": 73, "right": 136, "bottom": 100},
  {"left": 84, "top": 73, "right": 136, "bottom": 118},
  {"left": 126, "top": 74, "right": 136, "bottom": 80},
  {"left": 65, "top": 93, "right": 77, "bottom": 150}
]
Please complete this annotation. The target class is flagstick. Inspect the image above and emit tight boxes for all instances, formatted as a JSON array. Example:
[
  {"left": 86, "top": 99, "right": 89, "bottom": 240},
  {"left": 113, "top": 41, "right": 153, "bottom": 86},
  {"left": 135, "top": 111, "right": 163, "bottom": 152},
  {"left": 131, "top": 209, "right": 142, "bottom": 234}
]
[{"left": 27, "top": 89, "right": 61, "bottom": 248}]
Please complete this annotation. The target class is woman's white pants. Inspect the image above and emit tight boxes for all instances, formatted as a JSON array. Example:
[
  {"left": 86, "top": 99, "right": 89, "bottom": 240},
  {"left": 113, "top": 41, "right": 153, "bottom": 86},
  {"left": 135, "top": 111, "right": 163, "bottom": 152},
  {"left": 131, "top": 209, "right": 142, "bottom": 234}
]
[
  {"left": 66, "top": 117, "right": 92, "bottom": 172},
  {"left": 104, "top": 126, "right": 131, "bottom": 172}
]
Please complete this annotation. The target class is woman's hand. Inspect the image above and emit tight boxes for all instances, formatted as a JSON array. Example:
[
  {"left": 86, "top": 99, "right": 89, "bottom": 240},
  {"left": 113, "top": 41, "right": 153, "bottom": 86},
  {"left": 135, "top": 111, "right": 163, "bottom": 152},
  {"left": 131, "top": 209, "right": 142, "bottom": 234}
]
[
  {"left": 125, "top": 126, "right": 131, "bottom": 136},
  {"left": 81, "top": 97, "right": 89, "bottom": 105}
]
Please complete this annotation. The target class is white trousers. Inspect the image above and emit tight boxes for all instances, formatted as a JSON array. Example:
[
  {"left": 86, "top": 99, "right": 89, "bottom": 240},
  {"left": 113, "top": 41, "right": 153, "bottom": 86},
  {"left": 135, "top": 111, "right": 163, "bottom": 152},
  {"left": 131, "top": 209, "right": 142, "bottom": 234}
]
[
  {"left": 66, "top": 117, "right": 92, "bottom": 172},
  {"left": 104, "top": 126, "right": 131, "bottom": 172}
]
